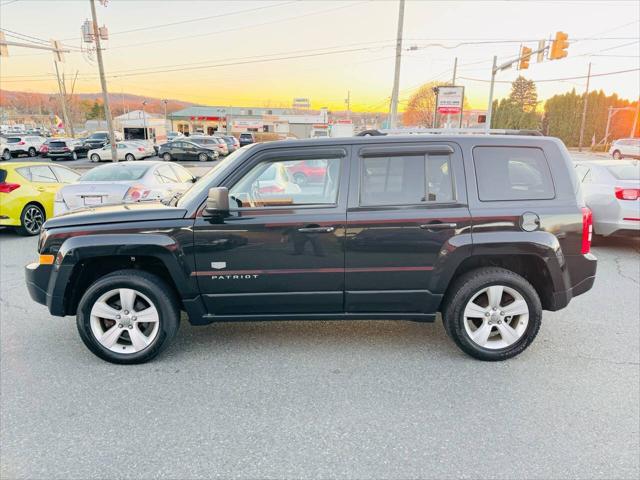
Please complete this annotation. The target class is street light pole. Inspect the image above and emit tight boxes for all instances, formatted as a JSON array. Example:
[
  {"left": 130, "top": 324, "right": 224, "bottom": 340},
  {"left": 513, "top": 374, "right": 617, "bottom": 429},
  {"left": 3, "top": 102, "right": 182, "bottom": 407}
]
[
  {"left": 89, "top": 0, "right": 118, "bottom": 162},
  {"left": 141, "top": 101, "right": 148, "bottom": 140},
  {"left": 578, "top": 62, "right": 591, "bottom": 152},
  {"left": 485, "top": 56, "right": 498, "bottom": 133}
]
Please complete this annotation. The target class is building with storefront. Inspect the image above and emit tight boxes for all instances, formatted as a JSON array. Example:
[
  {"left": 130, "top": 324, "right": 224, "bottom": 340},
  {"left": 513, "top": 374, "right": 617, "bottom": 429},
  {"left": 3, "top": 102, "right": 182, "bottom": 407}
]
[{"left": 168, "top": 106, "right": 329, "bottom": 138}]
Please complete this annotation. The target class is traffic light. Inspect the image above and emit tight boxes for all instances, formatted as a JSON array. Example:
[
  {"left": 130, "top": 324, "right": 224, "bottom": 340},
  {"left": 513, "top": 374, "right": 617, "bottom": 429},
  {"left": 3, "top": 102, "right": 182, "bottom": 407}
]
[
  {"left": 519, "top": 46, "right": 532, "bottom": 70},
  {"left": 550, "top": 31, "right": 569, "bottom": 60}
]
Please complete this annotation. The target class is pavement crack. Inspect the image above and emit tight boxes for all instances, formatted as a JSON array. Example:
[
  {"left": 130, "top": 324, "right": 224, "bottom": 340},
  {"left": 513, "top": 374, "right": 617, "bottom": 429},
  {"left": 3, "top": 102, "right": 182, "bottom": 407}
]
[{"left": 612, "top": 255, "right": 639, "bottom": 285}]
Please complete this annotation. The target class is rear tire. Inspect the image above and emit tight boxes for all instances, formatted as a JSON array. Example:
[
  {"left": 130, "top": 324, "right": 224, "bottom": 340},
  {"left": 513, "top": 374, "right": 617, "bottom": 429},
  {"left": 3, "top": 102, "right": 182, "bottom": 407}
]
[
  {"left": 1, "top": 149, "right": 10, "bottom": 161},
  {"left": 442, "top": 267, "right": 542, "bottom": 361},
  {"left": 16, "top": 203, "right": 45, "bottom": 236},
  {"left": 90, "top": 154, "right": 101, "bottom": 163},
  {"left": 125, "top": 153, "right": 135, "bottom": 161},
  {"left": 163, "top": 152, "right": 172, "bottom": 162},
  {"left": 71, "top": 151, "right": 78, "bottom": 160},
  {"left": 612, "top": 150, "right": 622, "bottom": 159},
  {"left": 28, "top": 147, "right": 37, "bottom": 157},
  {"left": 293, "top": 172, "right": 308, "bottom": 186},
  {"left": 76, "top": 270, "right": 180, "bottom": 364},
  {"left": 198, "top": 153, "right": 208, "bottom": 162}
]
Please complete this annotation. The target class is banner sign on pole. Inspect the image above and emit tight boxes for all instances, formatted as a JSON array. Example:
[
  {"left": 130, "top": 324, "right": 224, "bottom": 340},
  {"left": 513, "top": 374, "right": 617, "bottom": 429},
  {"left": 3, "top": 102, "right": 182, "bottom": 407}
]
[{"left": 436, "top": 86, "right": 464, "bottom": 115}]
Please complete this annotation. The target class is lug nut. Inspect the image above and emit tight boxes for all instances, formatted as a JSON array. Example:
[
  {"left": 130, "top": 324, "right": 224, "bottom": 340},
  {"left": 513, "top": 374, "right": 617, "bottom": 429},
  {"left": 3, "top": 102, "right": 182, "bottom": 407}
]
[
  {"left": 500, "top": 311, "right": 505, "bottom": 316},
  {"left": 484, "top": 312, "right": 490, "bottom": 317},
  {"left": 116, "top": 315, "right": 121, "bottom": 319},
  {"left": 127, "top": 325, "right": 133, "bottom": 329},
  {"left": 124, "top": 310, "right": 129, "bottom": 315},
  {"left": 132, "top": 316, "right": 137, "bottom": 321},
  {"left": 118, "top": 324, "right": 123, "bottom": 328}
]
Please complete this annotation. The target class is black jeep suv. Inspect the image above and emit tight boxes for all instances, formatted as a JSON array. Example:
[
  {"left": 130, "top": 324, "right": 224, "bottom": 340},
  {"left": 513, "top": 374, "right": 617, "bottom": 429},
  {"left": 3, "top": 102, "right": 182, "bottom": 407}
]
[{"left": 25, "top": 135, "right": 597, "bottom": 364}]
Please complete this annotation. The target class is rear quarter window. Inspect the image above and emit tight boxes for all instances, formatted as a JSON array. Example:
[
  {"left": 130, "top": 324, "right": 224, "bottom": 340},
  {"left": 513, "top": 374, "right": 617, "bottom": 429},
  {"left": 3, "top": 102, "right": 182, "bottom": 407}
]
[
  {"left": 473, "top": 146, "right": 555, "bottom": 201},
  {"left": 607, "top": 163, "right": 640, "bottom": 180}
]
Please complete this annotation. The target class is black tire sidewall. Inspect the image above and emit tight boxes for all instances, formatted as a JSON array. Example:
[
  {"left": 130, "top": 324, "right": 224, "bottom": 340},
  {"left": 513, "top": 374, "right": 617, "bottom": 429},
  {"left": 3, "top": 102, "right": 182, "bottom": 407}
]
[
  {"left": 28, "top": 147, "right": 36, "bottom": 157},
  {"left": 18, "top": 203, "right": 44, "bottom": 236},
  {"left": 125, "top": 154, "right": 135, "bottom": 161},
  {"left": 91, "top": 154, "right": 100, "bottom": 162},
  {"left": 163, "top": 153, "right": 171, "bottom": 161},
  {"left": 444, "top": 268, "right": 542, "bottom": 361},
  {"left": 76, "top": 271, "right": 180, "bottom": 364}
]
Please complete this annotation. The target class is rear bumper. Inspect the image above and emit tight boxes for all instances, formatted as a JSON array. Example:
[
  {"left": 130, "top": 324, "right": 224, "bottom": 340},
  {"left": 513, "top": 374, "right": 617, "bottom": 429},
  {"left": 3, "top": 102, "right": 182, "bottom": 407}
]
[{"left": 548, "top": 253, "right": 597, "bottom": 311}]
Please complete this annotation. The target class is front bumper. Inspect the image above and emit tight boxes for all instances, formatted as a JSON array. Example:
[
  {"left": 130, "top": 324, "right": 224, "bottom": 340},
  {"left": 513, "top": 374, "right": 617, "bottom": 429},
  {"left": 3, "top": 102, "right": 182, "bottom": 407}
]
[{"left": 25, "top": 262, "right": 66, "bottom": 316}]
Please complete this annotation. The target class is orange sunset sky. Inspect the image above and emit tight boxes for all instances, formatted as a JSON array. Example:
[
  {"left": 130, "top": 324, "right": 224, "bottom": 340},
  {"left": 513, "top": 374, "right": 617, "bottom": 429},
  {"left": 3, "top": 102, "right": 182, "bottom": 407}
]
[{"left": 1, "top": 0, "right": 638, "bottom": 112}]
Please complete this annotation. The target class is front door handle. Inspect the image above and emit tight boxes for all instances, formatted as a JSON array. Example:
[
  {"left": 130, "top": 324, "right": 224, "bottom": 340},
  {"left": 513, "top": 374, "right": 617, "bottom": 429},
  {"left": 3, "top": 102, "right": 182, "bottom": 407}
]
[
  {"left": 419, "top": 223, "right": 457, "bottom": 230},
  {"left": 297, "top": 226, "right": 335, "bottom": 233}
]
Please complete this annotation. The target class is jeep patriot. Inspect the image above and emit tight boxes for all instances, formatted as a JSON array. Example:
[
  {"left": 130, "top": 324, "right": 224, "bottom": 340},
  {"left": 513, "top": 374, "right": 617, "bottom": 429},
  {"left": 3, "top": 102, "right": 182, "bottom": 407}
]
[{"left": 25, "top": 135, "right": 597, "bottom": 364}]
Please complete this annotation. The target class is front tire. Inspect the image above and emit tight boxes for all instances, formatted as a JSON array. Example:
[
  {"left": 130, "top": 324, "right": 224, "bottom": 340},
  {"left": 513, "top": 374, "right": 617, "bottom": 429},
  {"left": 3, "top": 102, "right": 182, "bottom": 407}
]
[
  {"left": 1, "top": 149, "right": 11, "bottom": 161},
  {"left": 90, "top": 154, "right": 101, "bottom": 163},
  {"left": 71, "top": 151, "right": 78, "bottom": 160},
  {"left": 442, "top": 267, "right": 542, "bottom": 361},
  {"left": 198, "top": 152, "right": 208, "bottom": 162},
  {"left": 28, "top": 147, "right": 37, "bottom": 157},
  {"left": 76, "top": 270, "right": 180, "bottom": 364},
  {"left": 293, "top": 172, "right": 308, "bottom": 186},
  {"left": 612, "top": 150, "right": 622, "bottom": 159},
  {"left": 17, "top": 203, "right": 45, "bottom": 236},
  {"left": 125, "top": 153, "right": 135, "bottom": 161},
  {"left": 162, "top": 152, "right": 172, "bottom": 162}
]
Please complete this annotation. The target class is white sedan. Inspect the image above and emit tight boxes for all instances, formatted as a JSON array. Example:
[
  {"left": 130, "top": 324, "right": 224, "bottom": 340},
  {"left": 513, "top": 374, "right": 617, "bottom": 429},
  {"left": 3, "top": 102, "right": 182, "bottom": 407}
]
[
  {"left": 54, "top": 161, "right": 197, "bottom": 215},
  {"left": 88, "top": 142, "right": 149, "bottom": 162}
]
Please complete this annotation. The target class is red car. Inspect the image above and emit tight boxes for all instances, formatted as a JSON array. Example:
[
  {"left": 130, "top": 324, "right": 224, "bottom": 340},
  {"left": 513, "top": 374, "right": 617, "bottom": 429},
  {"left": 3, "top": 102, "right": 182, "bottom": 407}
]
[{"left": 286, "top": 160, "right": 327, "bottom": 185}]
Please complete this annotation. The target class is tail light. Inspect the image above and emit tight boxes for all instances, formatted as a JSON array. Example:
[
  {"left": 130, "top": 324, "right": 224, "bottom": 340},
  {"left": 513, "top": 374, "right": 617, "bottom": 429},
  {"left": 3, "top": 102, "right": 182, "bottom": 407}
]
[
  {"left": 124, "top": 184, "right": 151, "bottom": 202},
  {"left": 615, "top": 187, "right": 640, "bottom": 200},
  {"left": 62, "top": 147, "right": 70, "bottom": 152},
  {"left": 581, "top": 207, "right": 593, "bottom": 254},
  {"left": 0, "top": 182, "right": 21, "bottom": 193},
  {"left": 137, "top": 147, "right": 145, "bottom": 152},
  {"left": 40, "top": 146, "right": 48, "bottom": 153},
  {"left": 17, "top": 141, "right": 25, "bottom": 145}
]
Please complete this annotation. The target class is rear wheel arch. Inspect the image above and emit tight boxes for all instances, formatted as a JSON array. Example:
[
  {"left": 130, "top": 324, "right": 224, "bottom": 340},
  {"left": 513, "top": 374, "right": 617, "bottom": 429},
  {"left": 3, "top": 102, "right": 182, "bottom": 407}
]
[{"left": 441, "top": 254, "right": 555, "bottom": 311}]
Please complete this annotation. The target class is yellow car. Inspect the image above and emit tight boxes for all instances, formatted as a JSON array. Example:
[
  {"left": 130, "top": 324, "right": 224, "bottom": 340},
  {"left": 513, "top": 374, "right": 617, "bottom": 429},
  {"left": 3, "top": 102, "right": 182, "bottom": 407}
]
[{"left": 0, "top": 162, "right": 80, "bottom": 236}]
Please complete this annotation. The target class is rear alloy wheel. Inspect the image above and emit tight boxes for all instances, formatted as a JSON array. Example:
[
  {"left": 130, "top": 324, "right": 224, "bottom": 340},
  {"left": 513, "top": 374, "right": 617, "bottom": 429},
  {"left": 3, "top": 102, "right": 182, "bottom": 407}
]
[
  {"left": 293, "top": 172, "right": 308, "bottom": 186},
  {"left": 1, "top": 149, "right": 11, "bottom": 161},
  {"left": 443, "top": 267, "right": 542, "bottom": 361},
  {"left": 90, "top": 154, "right": 101, "bottom": 163},
  {"left": 28, "top": 147, "right": 37, "bottom": 157},
  {"left": 163, "top": 152, "right": 172, "bottom": 162},
  {"left": 76, "top": 270, "right": 180, "bottom": 364},
  {"left": 71, "top": 151, "right": 78, "bottom": 160},
  {"left": 17, "top": 204, "right": 45, "bottom": 236},
  {"left": 198, "top": 152, "right": 208, "bottom": 162},
  {"left": 612, "top": 150, "right": 622, "bottom": 159},
  {"left": 125, "top": 153, "right": 135, "bottom": 161}
]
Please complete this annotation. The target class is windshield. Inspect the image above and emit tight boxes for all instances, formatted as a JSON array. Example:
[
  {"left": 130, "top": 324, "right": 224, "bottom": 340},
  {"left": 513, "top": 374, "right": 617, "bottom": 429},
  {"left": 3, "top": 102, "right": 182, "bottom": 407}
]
[
  {"left": 50, "top": 141, "right": 67, "bottom": 147},
  {"left": 80, "top": 164, "right": 150, "bottom": 181},
  {"left": 176, "top": 146, "right": 253, "bottom": 208},
  {"left": 89, "top": 133, "right": 108, "bottom": 139},
  {"left": 608, "top": 162, "right": 640, "bottom": 180}
]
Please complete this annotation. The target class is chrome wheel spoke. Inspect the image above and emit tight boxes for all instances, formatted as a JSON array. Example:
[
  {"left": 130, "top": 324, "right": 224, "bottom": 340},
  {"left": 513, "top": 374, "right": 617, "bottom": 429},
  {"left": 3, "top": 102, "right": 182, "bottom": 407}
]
[
  {"left": 487, "top": 285, "right": 504, "bottom": 309},
  {"left": 91, "top": 301, "right": 120, "bottom": 320},
  {"left": 496, "top": 322, "right": 520, "bottom": 345},
  {"left": 502, "top": 299, "right": 528, "bottom": 317},
  {"left": 134, "top": 306, "right": 159, "bottom": 323},
  {"left": 128, "top": 327, "right": 149, "bottom": 352},
  {"left": 119, "top": 288, "right": 136, "bottom": 313},
  {"left": 100, "top": 325, "right": 123, "bottom": 348},
  {"left": 471, "top": 322, "right": 492, "bottom": 347},
  {"left": 464, "top": 302, "right": 487, "bottom": 318}
]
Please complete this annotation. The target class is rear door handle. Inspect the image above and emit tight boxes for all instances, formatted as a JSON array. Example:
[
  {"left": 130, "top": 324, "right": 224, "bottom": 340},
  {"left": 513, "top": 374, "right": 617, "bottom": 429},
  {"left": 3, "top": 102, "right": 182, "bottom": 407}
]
[
  {"left": 419, "top": 223, "right": 457, "bottom": 230},
  {"left": 297, "top": 226, "right": 335, "bottom": 233}
]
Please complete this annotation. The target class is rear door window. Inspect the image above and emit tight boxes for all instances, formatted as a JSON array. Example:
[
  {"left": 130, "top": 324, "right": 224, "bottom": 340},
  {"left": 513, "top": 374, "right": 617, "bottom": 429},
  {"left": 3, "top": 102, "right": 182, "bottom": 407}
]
[
  {"left": 473, "top": 146, "right": 555, "bottom": 201},
  {"left": 29, "top": 166, "right": 58, "bottom": 183},
  {"left": 51, "top": 166, "right": 80, "bottom": 183},
  {"left": 360, "top": 154, "right": 454, "bottom": 206}
]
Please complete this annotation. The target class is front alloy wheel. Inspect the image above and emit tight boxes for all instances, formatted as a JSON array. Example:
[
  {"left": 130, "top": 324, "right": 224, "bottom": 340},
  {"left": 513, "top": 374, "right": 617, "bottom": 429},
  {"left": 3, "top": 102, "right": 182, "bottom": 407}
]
[
  {"left": 90, "top": 288, "right": 160, "bottom": 354},
  {"left": 198, "top": 152, "right": 208, "bottom": 162},
  {"left": 77, "top": 270, "right": 180, "bottom": 364}
]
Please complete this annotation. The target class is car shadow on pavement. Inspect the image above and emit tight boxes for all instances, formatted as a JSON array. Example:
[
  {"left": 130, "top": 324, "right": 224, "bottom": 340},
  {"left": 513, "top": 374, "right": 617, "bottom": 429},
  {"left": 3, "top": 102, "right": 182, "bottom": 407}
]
[
  {"left": 591, "top": 235, "right": 640, "bottom": 252},
  {"left": 169, "top": 318, "right": 462, "bottom": 360}
]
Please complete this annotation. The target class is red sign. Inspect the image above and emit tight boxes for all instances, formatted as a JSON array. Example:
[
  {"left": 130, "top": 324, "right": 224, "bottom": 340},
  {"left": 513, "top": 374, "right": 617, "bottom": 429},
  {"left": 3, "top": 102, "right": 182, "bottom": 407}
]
[{"left": 437, "top": 106, "right": 461, "bottom": 114}]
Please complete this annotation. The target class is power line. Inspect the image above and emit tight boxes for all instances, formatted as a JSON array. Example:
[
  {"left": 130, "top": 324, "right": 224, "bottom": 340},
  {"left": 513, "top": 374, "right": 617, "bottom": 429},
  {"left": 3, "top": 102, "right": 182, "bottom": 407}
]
[{"left": 459, "top": 67, "right": 640, "bottom": 84}]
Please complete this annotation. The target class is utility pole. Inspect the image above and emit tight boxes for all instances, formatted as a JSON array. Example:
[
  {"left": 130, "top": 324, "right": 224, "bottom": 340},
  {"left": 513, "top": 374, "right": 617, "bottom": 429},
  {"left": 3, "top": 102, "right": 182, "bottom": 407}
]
[
  {"left": 346, "top": 91, "right": 351, "bottom": 119},
  {"left": 578, "top": 62, "right": 591, "bottom": 152},
  {"left": 141, "top": 101, "right": 148, "bottom": 140},
  {"left": 388, "top": 0, "right": 405, "bottom": 129},
  {"left": 52, "top": 61, "right": 72, "bottom": 137},
  {"left": 446, "top": 57, "right": 458, "bottom": 128},
  {"left": 631, "top": 99, "right": 639, "bottom": 137},
  {"left": 90, "top": 0, "right": 118, "bottom": 162}
]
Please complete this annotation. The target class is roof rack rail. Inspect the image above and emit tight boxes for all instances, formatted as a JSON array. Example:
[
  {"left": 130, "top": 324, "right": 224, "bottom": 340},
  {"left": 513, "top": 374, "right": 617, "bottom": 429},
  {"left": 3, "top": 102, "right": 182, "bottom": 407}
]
[{"left": 356, "top": 128, "right": 543, "bottom": 137}]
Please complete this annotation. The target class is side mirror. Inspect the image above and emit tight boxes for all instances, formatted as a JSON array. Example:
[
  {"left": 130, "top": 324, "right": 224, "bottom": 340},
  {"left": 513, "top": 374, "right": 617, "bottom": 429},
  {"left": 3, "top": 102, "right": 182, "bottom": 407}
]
[{"left": 203, "top": 187, "right": 229, "bottom": 217}]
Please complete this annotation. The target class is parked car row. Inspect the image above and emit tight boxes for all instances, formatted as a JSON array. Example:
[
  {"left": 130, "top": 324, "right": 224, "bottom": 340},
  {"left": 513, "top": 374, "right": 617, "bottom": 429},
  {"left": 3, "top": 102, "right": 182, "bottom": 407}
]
[{"left": 1, "top": 161, "right": 197, "bottom": 236}]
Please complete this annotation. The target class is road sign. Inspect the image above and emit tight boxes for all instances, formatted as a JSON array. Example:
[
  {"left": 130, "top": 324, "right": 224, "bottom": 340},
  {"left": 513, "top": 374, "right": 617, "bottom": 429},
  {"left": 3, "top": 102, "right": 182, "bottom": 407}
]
[{"left": 436, "top": 86, "right": 464, "bottom": 115}]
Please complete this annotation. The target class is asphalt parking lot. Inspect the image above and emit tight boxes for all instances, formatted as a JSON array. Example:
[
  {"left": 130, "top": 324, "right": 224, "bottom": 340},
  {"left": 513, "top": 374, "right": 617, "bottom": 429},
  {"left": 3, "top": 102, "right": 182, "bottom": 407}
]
[{"left": 1, "top": 226, "right": 638, "bottom": 478}]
